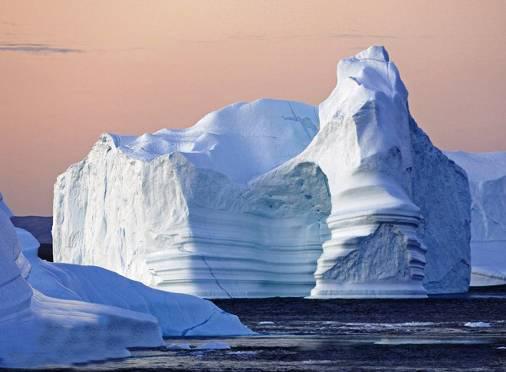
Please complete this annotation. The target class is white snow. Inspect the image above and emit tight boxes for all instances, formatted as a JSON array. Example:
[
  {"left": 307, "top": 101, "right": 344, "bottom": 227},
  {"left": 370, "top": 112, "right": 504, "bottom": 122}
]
[
  {"left": 446, "top": 151, "right": 506, "bottom": 286},
  {"left": 116, "top": 99, "right": 318, "bottom": 184},
  {"left": 53, "top": 45, "right": 471, "bottom": 298}
]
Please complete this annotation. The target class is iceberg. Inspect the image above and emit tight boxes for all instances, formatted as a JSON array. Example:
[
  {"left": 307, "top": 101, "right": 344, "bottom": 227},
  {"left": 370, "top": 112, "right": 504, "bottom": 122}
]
[
  {"left": 53, "top": 46, "right": 471, "bottom": 298},
  {"left": 445, "top": 151, "right": 506, "bottom": 286}
]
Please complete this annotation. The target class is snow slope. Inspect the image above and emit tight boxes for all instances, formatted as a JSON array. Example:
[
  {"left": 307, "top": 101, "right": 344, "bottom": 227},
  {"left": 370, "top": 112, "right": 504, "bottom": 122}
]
[
  {"left": 117, "top": 99, "right": 318, "bottom": 184},
  {"left": 53, "top": 46, "right": 471, "bottom": 297},
  {"left": 446, "top": 151, "right": 506, "bottom": 286}
]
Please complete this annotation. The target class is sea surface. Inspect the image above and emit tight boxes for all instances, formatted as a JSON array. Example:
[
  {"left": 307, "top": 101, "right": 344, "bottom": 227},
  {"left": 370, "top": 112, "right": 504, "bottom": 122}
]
[{"left": 41, "top": 288, "right": 506, "bottom": 371}]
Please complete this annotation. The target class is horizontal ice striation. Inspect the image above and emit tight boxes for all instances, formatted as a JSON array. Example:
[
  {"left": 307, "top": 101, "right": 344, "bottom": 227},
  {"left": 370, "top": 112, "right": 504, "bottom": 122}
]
[
  {"left": 53, "top": 46, "right": 471, "bottom": 298},
  {"left": 445, "top": 151, "right": 506, "bottom": 286}
]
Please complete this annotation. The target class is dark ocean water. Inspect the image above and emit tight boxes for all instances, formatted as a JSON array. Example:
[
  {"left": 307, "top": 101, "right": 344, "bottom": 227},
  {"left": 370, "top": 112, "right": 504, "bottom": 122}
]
[{"left": 49, "top": 289, "right": 506, "bottom": 371}]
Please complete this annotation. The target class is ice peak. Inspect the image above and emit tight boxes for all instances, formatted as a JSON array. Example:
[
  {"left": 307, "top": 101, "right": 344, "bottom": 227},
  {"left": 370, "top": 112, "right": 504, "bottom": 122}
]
[
  {"left": 355, "top": 45, "right": 390, "bottom": 62},
  {"left": 320, "top": 45, "right": 408, "bottom": 128}
]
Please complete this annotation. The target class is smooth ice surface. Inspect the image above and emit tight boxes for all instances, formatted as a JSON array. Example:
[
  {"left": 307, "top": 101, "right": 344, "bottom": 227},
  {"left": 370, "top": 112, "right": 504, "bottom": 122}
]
[
  {"left": 116, "top": 99, "right": 318, "bottom": 184},
  {"left": 53, "top": 46, "right": 471, "bottom": 298},
  {"left": 17, "top": 227, "right": 252, "bottom": 337},
  {"left": 446, "top": 151, "right": 506, "bottom": 286}
]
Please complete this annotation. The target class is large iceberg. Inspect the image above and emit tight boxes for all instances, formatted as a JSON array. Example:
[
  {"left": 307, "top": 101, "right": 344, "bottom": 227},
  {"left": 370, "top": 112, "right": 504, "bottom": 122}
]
[
  {"left": 53, "top": 46, "right": 471, "bottom": 298},
  {"left": 445, "top": 151, "right": 506, "bottom": 286}
]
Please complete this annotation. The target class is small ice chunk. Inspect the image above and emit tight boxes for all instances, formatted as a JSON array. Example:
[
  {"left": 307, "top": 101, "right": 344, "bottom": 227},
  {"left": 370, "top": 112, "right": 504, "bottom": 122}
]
[
  {"left": 166, "top": 343, "right": 193, "bottom": 350},
  {"left": 196, "top": 341, "right": 231, "bottom": 350},
  {"left": 464, "top": 321, "right": 492, "bottom": 328}
]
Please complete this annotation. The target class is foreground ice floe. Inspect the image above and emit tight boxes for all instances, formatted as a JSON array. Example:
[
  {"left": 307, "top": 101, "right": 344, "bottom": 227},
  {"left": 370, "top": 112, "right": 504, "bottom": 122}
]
[
  {"left": 0, "top": 198, "right": 251, "bottom": 368},
  {"left": 53, "top": 46, "right": 471, "bottom": 298},
  {"left": 0, "top": 207, "right": 162, "bottom": 368},
  {"left": 445, "top": 152, "right": 506, "bottom": 286}
]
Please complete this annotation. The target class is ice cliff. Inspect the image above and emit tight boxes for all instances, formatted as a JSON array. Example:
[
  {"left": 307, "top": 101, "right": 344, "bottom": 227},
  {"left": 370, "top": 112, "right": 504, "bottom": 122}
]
[
  {"left": 53, "top": 46, "right": 471, "bottom": 298},
  {"left": 446, "top": 151, "right": 506, "bottom": 286}
]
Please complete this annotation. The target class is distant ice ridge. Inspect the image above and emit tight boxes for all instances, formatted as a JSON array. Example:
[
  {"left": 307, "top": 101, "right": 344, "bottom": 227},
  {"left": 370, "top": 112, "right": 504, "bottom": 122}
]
[
  {"left": 445, "top": 151, "right": 506, "bottom": 286},
  {"left": 53, "top": 46, "right": 471, "bottom": 298},
  {"left": 0, "top": 196, "right": 251, "bottom": 368}
]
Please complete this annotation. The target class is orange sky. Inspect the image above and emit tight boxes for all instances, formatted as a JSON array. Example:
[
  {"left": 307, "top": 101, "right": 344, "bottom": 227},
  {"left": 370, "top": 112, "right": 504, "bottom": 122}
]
[{"left": 1, "top": 0, "right": 505, "bottom": 215}]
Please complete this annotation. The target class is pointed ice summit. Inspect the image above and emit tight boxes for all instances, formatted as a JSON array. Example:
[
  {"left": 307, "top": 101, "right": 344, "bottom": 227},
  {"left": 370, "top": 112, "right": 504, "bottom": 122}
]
[{"left": 53, "top": 46, "right": 472, "bottom": 298}]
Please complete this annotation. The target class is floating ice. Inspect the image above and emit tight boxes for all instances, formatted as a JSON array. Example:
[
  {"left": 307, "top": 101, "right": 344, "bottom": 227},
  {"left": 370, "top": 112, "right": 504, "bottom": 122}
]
[
  {"left": 464, "top": 321, "right": 492, "bottom": 328},
  {"left": 196, "top": 342, "right": 231, "bottom": 350}
]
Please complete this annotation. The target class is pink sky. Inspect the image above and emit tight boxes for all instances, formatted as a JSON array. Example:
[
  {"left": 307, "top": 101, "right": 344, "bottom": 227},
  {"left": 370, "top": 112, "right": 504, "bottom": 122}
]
[{"left": 1, "top": 0, "right": 505, "bottom": 215}]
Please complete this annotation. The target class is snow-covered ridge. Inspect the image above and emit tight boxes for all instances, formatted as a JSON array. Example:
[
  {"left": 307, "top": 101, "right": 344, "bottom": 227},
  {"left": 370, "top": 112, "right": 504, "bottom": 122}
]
[
  {"left": 113, "top": 99, "right": 318, "bottom": 184},
  {"left": 53, "top": 46, "right": 471, "bottom": 298}
]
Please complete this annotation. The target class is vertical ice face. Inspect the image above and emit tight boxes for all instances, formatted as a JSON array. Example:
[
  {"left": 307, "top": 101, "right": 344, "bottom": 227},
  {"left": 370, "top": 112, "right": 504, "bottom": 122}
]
[
  {"left": 445, "top": 152, "right": 506, "bottom": 286},
  {"left": 53, "top": 46, "right": 471, "bottom": 298}
]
